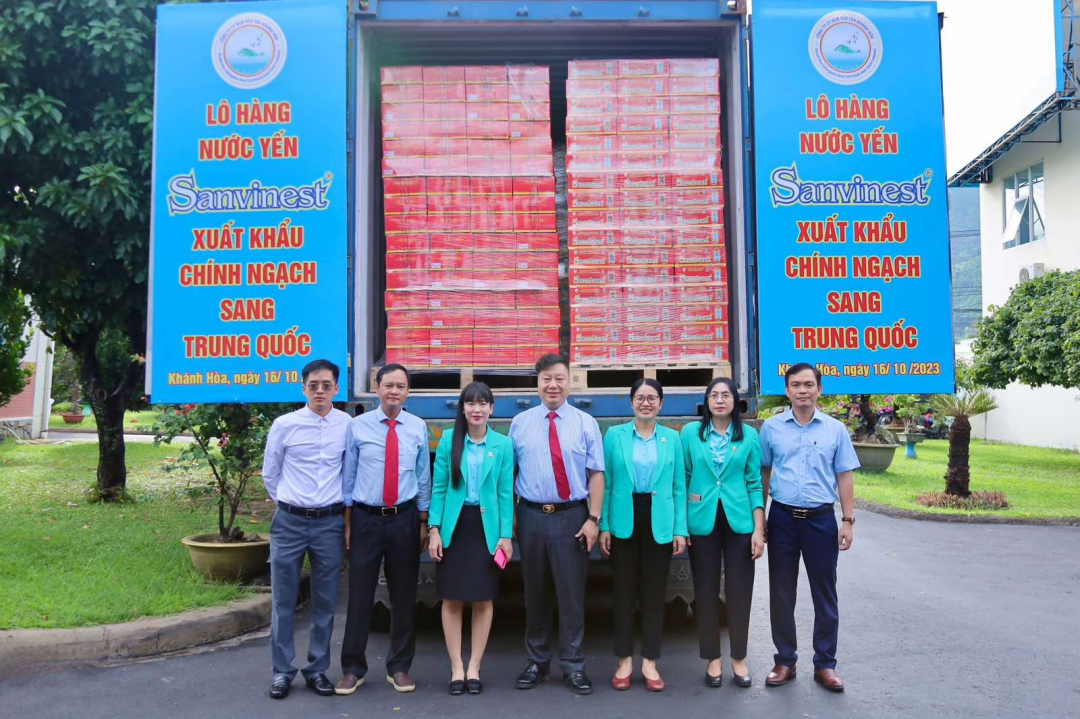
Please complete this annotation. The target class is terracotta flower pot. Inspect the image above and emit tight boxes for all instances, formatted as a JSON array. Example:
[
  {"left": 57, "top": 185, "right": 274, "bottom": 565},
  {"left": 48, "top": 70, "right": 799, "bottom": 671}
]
[
  {"left": 181, "top": 533, "right": 270, "bottom": 582},
  {"left": 61, "top": 412, "right": 86, "bottom": 425},
  {"left": 852, "top": 442, "right": 900, "bottom": 473}
]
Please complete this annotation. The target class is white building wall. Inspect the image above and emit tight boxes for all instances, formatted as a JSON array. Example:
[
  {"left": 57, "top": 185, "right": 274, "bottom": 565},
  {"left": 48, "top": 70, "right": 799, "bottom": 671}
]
[{"left": 969, "top": 110, "right": 1080, "bottom": 452}]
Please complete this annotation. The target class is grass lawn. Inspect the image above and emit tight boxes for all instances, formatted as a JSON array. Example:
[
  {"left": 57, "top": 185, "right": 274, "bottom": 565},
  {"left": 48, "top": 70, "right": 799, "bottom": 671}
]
[
  {"left": 48, "top": 409, "right": 162, "bottom": 433},
  {"left": 0, "top": 441, "right": 272, "bottom": 629},
  {"left": 856, "top": 439, "right": 1080, "bottom": 520}
]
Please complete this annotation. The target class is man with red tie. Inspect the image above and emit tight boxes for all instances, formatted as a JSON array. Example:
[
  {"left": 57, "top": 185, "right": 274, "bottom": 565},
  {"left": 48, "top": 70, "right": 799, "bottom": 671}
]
[
  {"left": 509, "top": 354, "right": 606, "bottom": 695},
  {"left": 336, "top": 364, "right": 431, "bottom": 696}
]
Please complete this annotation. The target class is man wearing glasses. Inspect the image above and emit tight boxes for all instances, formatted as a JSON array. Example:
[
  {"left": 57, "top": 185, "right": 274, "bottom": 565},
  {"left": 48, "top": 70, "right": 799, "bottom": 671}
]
[{"left": 262, "top": 359, "right": 350, "bottom": 700}]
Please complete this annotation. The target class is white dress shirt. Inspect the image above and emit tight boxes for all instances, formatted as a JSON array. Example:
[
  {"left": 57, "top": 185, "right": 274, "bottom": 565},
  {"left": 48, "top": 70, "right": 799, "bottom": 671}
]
[{"left": 262, "top": 405, "right": 350, "bottom": 508}]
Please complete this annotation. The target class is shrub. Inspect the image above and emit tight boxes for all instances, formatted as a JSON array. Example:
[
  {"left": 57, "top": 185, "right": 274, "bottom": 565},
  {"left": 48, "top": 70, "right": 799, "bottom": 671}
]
[{"left": 915, "top": 490, "right": 1009, "bottom": 511}]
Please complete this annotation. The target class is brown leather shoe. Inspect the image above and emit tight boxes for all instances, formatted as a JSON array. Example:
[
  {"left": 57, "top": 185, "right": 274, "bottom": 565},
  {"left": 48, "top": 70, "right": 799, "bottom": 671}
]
[
  {"left": 334, "top": 674, "right": 364, "bottom": 695},
  {"left": 814, "top": 668, "right": 844, "bottom": 692},
  {"left": 765, "top": 664, "right": 796, "bottom": 687},
  {"left": 387, "top": 672, "right": 417, "bottom": 693}
]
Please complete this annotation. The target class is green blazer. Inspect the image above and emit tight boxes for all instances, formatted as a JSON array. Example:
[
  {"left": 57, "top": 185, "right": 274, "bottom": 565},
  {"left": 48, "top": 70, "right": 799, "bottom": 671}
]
[
  {"left": 680, "top": 422, "right": 764, "bottom": 536},
  {"left": 429, "top": 427, "right": 514, "bottom": 554},
  {"left": 601, "top": 422, "right": 688, "bottom": 543}
]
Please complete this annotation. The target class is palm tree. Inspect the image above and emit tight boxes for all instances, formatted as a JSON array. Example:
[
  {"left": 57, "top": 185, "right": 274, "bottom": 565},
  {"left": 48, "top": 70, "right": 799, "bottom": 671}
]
[{"left": 931, "top": 388, "right": 998, "bottom": 496}]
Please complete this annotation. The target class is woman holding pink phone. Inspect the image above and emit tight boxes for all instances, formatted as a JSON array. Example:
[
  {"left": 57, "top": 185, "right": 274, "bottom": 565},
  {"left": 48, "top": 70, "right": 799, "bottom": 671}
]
[{"left": 428, "top": 381, "right": 515, "bottom": 696}]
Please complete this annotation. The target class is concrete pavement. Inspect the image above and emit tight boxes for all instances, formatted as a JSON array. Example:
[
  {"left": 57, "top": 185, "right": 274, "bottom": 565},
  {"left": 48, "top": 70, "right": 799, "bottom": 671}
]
[{"left": 3, "top": 510, "right": 1078, "bottom": 719}]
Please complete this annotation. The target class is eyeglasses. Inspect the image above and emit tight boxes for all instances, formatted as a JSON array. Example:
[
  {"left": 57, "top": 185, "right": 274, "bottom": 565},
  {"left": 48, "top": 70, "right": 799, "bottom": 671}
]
[
  {"left": 306, "top": 382, "right": 335, "bottom": 391},
  {"left": 633, "top": 395, "right": 661, "bottom": 405},
  {"left": 707, "top": 392, "right": 734, "bottom": 402}
]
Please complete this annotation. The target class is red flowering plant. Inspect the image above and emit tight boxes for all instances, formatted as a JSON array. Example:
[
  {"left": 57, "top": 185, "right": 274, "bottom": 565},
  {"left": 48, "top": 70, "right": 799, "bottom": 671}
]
[{"left": 818, "top": 394, "right": 899, "bottom": 445}]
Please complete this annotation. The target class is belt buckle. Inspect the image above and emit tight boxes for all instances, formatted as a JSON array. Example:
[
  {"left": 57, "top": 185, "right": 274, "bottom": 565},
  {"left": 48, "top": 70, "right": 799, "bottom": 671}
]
[
  {"left": 542, "top": 504, "right": 555, "bottom": 514},
  {"left": 792, "top": 507, "right": 808, "bottom": 519},
  {"left": 381, "top": 506, "right": 398, "bottom": 517},
  {"left": 304, "top": 507, "right": 319, "bottom": 519}
]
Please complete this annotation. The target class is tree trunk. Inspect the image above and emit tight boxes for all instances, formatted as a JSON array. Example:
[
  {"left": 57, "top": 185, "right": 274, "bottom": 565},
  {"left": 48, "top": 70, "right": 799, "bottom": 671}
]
[
  {"left": 91, "top": 392, "right": 129, "bottom": 501},
  {"left": 944, "top": 414, "right": 972, "bottom": 496}
]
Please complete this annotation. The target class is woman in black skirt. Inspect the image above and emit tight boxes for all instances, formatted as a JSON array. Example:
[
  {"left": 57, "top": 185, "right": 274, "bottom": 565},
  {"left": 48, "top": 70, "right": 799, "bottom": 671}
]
[{"left": 428, "top": 382, "right": 515, "bottom": 696}]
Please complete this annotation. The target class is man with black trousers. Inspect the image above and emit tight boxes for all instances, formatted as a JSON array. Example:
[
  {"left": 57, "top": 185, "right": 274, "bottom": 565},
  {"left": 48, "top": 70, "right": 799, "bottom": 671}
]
[
  {"left": 336, "top": 364, "right": 431, "bottom": 696},
  {"left": 509, "top": 354, "right": 605, "bottom": 695},
  {"left": 262, "top": 359, "right": 350, "bottom": 700},
  {"left": 760, "top": 363, "right": 859, "bottom": 692}
]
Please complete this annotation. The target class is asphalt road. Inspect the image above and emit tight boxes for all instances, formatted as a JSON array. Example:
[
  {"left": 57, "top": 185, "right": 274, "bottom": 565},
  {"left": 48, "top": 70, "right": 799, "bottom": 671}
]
[{"left": 4, "top": 510, "right": 1078, "bottom": 719}]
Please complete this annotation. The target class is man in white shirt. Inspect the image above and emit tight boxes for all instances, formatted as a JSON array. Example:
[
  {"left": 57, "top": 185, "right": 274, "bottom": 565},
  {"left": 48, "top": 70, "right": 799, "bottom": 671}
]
[{"left": 261, "top": 359, "right": 350, "bottom": 700}]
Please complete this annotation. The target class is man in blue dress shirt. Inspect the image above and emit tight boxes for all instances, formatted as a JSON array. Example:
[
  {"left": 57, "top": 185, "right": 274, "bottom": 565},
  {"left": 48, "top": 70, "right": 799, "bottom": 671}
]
[
  {"left": 336, "top": 364, "right": 431, "bottom": 696},
  {"left": 509, "top": 354, "right": 605, "bottom": 695},
  {"left": 262, "top": 359, "right": 350, "bottom": 700},
  {"left": 759, "top": 363, "right": 859, "bottom": 693}
]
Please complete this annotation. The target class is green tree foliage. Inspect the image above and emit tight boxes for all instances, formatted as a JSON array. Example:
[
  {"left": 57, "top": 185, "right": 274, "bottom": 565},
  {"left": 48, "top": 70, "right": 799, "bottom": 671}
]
[
  {"left": 0, "top": 286, "right": 32, "bottom": 408},
  {"left": 972, "top": 270, "right": 1080, "bottom": 391},
  {"left": 932, "top": 386, "right": 998, "bottom": 497},
  {"left": 0, "top": 1, "right": 156, "bottom": 497}
]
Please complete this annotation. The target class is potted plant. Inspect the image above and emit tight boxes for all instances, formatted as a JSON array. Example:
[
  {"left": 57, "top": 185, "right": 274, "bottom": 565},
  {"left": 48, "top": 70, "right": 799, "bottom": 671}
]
[
  {"left": 60, "top": 384, "right": 86, "bottom": 424},
  {"left": 156, "top": 403, "right": 289, "bottom": 581},
  {"left": 820, "top": 394, "right": 900, "bottom": 472},
  {"left": 892, "top": 394, "right": 928, "bottom": 459}
]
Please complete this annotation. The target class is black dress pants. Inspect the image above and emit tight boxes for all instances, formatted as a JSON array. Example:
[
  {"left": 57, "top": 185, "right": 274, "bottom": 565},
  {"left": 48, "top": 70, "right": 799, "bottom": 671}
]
[
  {"left": 610, "top": 493, "right": 673, "bottom": 660},
  {"left": 688, "top": 500, "right": 755, "bottom": 660},
  {"left": 340, "top": 502, "right": 420, "bottom": 677}
]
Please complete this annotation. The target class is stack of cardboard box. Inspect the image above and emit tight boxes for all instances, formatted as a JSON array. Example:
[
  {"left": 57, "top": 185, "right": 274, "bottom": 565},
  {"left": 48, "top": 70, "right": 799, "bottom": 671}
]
[
  {"left": 381, "top": 65, "right": 559, "bottom": 368},
  {"left": 565, "top": 58, "right": 729, "bottom": 366}
]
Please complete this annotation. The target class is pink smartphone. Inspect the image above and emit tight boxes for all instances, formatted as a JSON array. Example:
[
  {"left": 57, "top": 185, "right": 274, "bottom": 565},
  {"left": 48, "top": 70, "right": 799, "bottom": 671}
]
[{"left": 493, "top": 547, "right": 509, "bottom": 570}]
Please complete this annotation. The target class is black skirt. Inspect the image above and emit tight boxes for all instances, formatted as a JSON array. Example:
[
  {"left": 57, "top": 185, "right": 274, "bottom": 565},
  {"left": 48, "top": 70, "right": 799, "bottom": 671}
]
[{"left": 436, "top": 505, "right": 501, "bottom": 602}]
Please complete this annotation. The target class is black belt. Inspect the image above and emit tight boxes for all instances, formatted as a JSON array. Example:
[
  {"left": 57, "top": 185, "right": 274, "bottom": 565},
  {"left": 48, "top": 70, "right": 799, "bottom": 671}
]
[
  {"left": 772, "top": 500, "right": 833, "bottom": 519},
  {"left": 277, "top": 501, "right": 344, "bottom": 519},
  {"left": 518, "top": 498, "right": 587, "bottom": 514},
  {"left": 354, "top": 498, "right": 416, "bottom": 517}
]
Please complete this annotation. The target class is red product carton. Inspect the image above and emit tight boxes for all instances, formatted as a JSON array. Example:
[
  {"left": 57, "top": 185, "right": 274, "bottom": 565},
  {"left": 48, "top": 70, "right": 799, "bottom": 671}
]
[
  {"left": 567, "top": 97, "right": 617, "bottom": 117},
  {"left": 512, "top": 212, "right": 557, "bottom": 232},
  {"left": 516, "top": 290, "right": 559, "bottom": 308},
  {"left": 620, "top": 209, "right": 668, "bottom": 229},
  {"left": 381, "top": 157, "right": 425, "bottom": 178},
  {"left": 674, "top": 226, "right": 725, "bottom": 245},
  {"left": 427, "top": 176, "right": 471, "bottom": 195},
  {"left": 566, "top": 152, "right": 616, "bottom": 172},
  {"left": 384, "top": 252, "right": 425, "bottom": 271},
  {"left": 508, "top": 84, "right": 550, "bottom": 104},
  {"left": 671, "top": 208, "right": 723, "bottom": 227},
  {"left": 678, "top": 302, "right": 729, "bottom": 324},
  {"left": 385, "top": 289, "right": 428, "bottom": 309},
  {"left": 670, "top": 188, "right": 723, "bottom": 208},
  {"left": 618, "top": 134, "right": 666, "bottom": 152},
  {"left": 508, "top": 101, "right": 551, "bottom": 121},
  {"left": 466, "top": 83, "right": 510, "bottom": 102},
  {"left": 510, "top": 137, "right": 553, "bottom": 156},
  {"left": 622, "top": 247, "right": 669, "bottom": 266},
  {"left": 474, "top": 251, "right": 516, "bottom": 271},
  {"left": 514, "top": 176, "right": 556, "bottom": 194},
  {"left": 466, "top": 103, "right": 510, "bottom": 121},
  {"left": 383, "top": 209, "right": 427, "bottom": 230},
  {"left": 571, "top": 345, "right": 622, "bottom": 366},
  {"left": 568, "top": 192, "right": 617, "bottom": 210},
  {"left": 566, "top": 79, "right": 617, "bottom": 97},
  {"left": 382, "top": 120, "right": 425, "bottom": 139},
  {"left": 674, "top": 342, "right": 728, "bottom": 363},
  {"left": 385, "top": 346, "right": 430, "bottom": 366},
  {"left": 468, "top": 138, "right": 511, "bottom": 157},
  {"left": 620, "top": 265, "right": 673, "bottom": 285},
  {"left": 675, "top": 264, "right": 728, "bottom": 284},
  {"left": 466, "top": 65, "right": 508, "bottom": 83},
  {"left": 384, "top": 269, "right": 421, "bottom": 290},
  {"left": 619, "top": 191, "right": 668, "bottom": 209},
  {"left": 427, "top": 346, "right": 472, "bottom": 368},
  {"left": 424, "top": 155, "right": 470, "bottom": 176},
  {"left": 567, "top": 135, "right": 616, "bottom": 153},
  {"left": 467, "top": 120, "right": 510, "bottom": 139},
  {"left": 424, "top": 84, "right": 467, "bottom": 103},
  {"left": 508, "top": 121, "right": 552, "bottom": 139},
  {"left": 625, "top": 304, "right": 674, "bottom": 324},
  {"left": 669, "top": 58, "right": 720, "bottom": 77},
  {"left": 673, "top": 244, "right": 724, "bottom": 266},
  {"left": 470, "top": 309, "right": 505, "bottom": 329},
  {"left": 568, "top": 209, "right": 619, "bottom": 229},
  {"left": 625, "top": 285, "right": 675, "bottom": 304},
  {"left": 427, "top": 290, "right": 466, "bottom": 308},
  {"left": 617, "top": 114, "right": 668, "bottom": 133},
  {"left": 671, "top": 171, "right": 724, "bottom": 189},
  {"left": 570, "top": 286, "right": 619, "bottom": 305},
  {"left": 424, "top": 103, "right": 468, "bottom": 121},
  {"left": 518, "top": 345, "right": 558, "bottom": 366},
  {"left": 621, "top": 228, "right": 671, "bottom": 246},
  {"left": 669, "top": 95, "right": 722, "bottom": 114},
  {"left": 425, "top": 119, "right": 468, "bottom": 138},
  {"left": 382, "top": 103, "right": 425, "bottom": 122},
  {"left": 669, "top": 151, "right": 721, "bottom": 172},
  {"left": 473, "top": 348, "right": 516, "bottom": 367},
  {"left": 383, "top": 177, "right": 426, "bottom": 196},
  {"left": 472, "top": 177, "right": 514, "bottom": 195},
  {"left": 617, "top": 78, "right": 669, "bottom": 96},
  {"left": 381, "top": 84, "right": 425, "bottom": 103},
  {"left": 424, "top": 137, "right": 469, "bottom": 156},
  {"left": 670, "top": 114, "right": 721, "bottom": 133},
  {"left": 472, "top": 233, "right": 517, "bottom": 251},
  {"left": 568, "top": 60, "right": 618, "bottom": 78},
  {"left": 381, "top": 66, "right": 424, "bottom": 85},
  {"left": 386, "top": 327, "right": 429, "bottom": 346},
  {"left": 428, "top": 250, "right": 471, "bottom": 271},
  {"left": 383, "top": 195, "right": 427, "bottom": 214},
  {"left": 422, "top": 65, "right": 465, "bottom": 83},
  {"left": 467, "top": 156, "right": 512, "bottom": 175},
  {"left": 619, "top": 171, "right": 669, "bottom": 190},
  {"left": 670, "top": 76, "right": 721, "bottom": 95},
  {"left": 429, "top": 233, "right": 473, "bottom": 251},
  {"left": 570, "top": 248, "right": 620, "bottom": 267},
  {"left": 568, "top": 228, "right": 619, "bottom": 247},
  {"left": 618, "top": 59, "right": 670, "bottom": 77},
  {"left": 670, "top": 132, "right": 721, "bottom": 151},
  {"left": 385, "top": 309, "right": 430, "bottom": 328},
  {"left": 386, "top": 233, "right": 429, "bottom": 253},
  {"left": 514, "top": 194, "right": 556, "bottom": 212},
  {"left": 507, "top": 65, "right": 550, "bottom": 84},
  {"left": 567, "top": 172, "right": 616, "bottom": 191},
  {"left": 678, "top": 284, "right": 728, "bottom": 305},
  {"left": 513, "top": 233, "right": 560, "bottom": 250},
  {"left": 570, "top": 304, "right": 619, "bottom": 325},
  {"left": 622, "top": 345, "right": 671, "bottom": 364},
  {"left": 516, "top": 308, "right": 561, "bottom": 326},
  {"left": 618, "top": 96, "right": 666, "bottom": 115},
  {"left": 570, "top": 267, "right": 618, "bottom": 287},
  {"left": 572, "top": 325, "right": 620, "bottom": 344},
  {"left": 619, "top": 152, "right": 667, "bottom": 172},
  {"left": 624, "top": 324, "right": 667, "bottom": 344},
  {"left": 470, "top": 212, "right": 516, "bottom": 232},
  {"left": 566, "top": 115, "right": 615, "bottom": 135},
  {"left": 429, "top": 308, "right": 473, "bottom": 328},
  {"left": 510, "top": 271, "right": 558, "bottom": 292},
  {"left": 516, "top": 250, "right": 559, "bottom": 272}
]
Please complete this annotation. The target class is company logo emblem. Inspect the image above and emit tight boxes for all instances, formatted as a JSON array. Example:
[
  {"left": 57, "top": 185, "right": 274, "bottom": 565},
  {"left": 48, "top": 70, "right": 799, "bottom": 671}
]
[
  {"left": 808, "top": 11, "right": 882, "bottom": 85},
  {"left": 211, "top": 13, "right": 287, "bottom": 89}
]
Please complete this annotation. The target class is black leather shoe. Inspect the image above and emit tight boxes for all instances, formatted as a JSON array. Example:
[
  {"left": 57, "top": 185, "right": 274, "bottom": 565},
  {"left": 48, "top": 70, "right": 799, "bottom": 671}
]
[
  {"left": 304, "top": 673, "right": 334, "bottom": 696},
  {"left": 448, "top": 679, "right": 465, "bottom": 696},
  {"left": 270, "top": 675, "right": 291, "bottom": 699},
  {"left": 705, "top": 671, "right": 723, "bottom": 688},
  {"left": 563, "top": 669, "right": 593, "bottom": 695},
  {"left": 516, "top": 662, "right": 548, "bottom": 690},
  {"left": 467, "top": 678, "right": 482, "bottom": 695},
  {"left": 733, "top": 672, "right": 752, "bottom": 688}
]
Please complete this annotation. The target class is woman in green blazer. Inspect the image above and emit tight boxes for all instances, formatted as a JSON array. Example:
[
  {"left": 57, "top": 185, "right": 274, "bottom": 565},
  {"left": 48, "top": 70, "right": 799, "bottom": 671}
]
[
  {"left": 681, "top": 377, "right": 765, "bottom": 689},
  {"left": 428, "top": 382, "right": 514, "bottom": 696},
  {"left": 599, "top": 378, "right": 687, "bottom": 693}
]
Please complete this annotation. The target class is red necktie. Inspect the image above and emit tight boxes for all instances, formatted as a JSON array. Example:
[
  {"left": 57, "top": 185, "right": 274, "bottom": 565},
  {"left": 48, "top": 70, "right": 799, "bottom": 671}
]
[
  {"left": 547, "top": 411, "right": 571, "bottom": 501},
  {"left": 383, "top": 419, "right": 399, "bottom": 507}
]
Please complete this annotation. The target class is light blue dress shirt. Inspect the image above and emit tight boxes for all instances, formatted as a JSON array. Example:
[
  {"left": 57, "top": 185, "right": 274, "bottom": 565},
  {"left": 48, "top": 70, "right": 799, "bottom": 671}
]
[
  {"left": 759, "top": 408, "right": 860, "bottom": 508},
  {"left": 261, "top": 406, "right": 350, "bottom": 508},
  {"left": 342, "top": 406, "right": 431, "bottom": 510},
  {"left": 707, "top": 423, "right": 733, "bottom": 477},
  {"left": 464, "top": 434, "right": 486, "bottom": 506},
  {"left": 631, "top": 428, "right": 659, "bottom": 493},
  {"left": 509, "top": 401, "right": 605, "bottom": 503}
]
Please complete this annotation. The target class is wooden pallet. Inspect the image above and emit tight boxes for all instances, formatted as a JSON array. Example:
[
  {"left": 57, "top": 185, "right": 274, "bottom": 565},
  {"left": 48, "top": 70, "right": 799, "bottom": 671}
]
[
  {"left": 368, "top": 363, "right": 539, "bottom": 393},
  {"left": 569, "top": 361, "right": 732, "bottom": 391}
]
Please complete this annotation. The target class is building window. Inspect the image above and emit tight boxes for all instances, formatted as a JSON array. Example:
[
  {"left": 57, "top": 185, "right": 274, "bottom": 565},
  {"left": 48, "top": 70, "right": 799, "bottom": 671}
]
[{"left": 1002, "top": 161, "right": 1045, "bottom": 249}]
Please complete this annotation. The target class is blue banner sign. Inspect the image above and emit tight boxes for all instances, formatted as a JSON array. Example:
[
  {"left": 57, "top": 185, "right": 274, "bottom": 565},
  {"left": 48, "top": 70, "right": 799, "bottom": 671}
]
[
  {"left": 148, "top": 0, "right": 348, "bottom": 402},
  {"left": 752, "top": 0, "right": 955, "bottom": 394}
]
